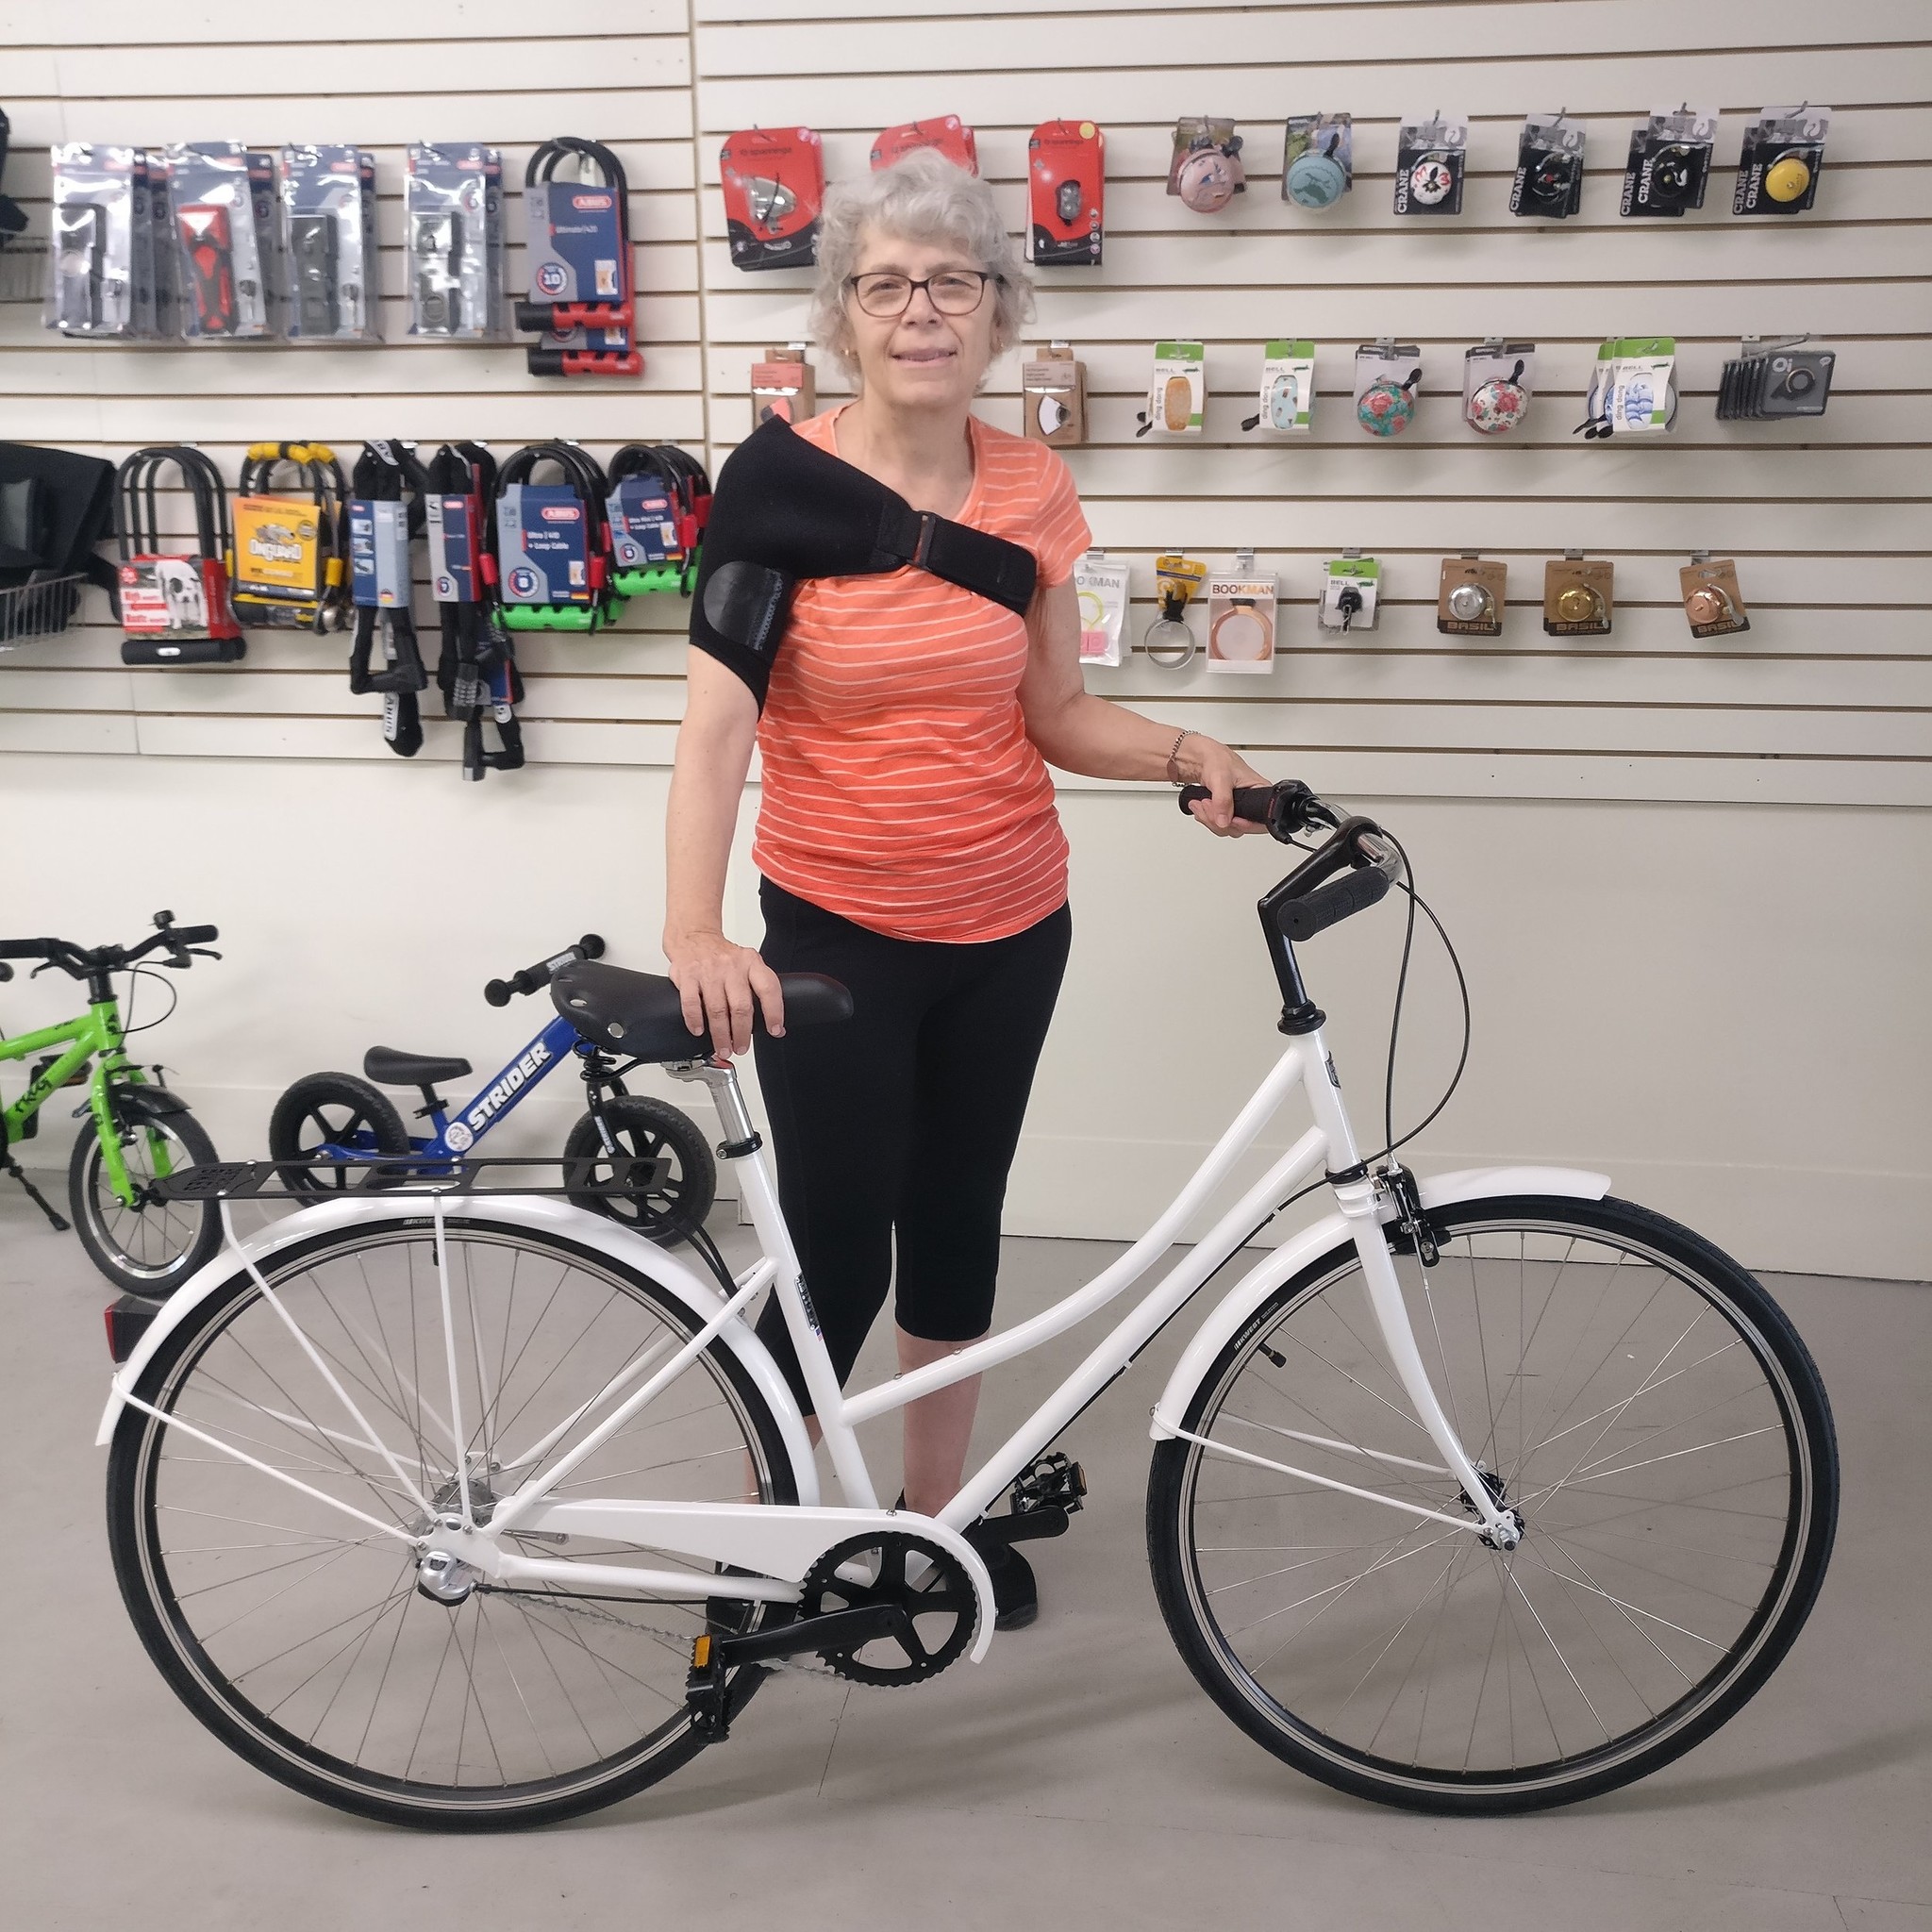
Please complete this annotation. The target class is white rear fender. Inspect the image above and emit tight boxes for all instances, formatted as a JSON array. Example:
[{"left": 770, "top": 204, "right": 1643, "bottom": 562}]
[
  {"left": 94, "top": 1194, "right": 820, "bottom": 1505},
  {"left": 1150, "top": 1165, "right": 1610, "bottom": 1438}
]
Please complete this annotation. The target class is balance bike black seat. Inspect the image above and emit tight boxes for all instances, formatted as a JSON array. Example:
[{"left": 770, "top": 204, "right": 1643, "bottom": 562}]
[
  {"left": 363, "top": 1046, "right": 474, "bottom": 1088},
  {"left": 552, "top": 959, "right": 851, "bottom": 1062}
]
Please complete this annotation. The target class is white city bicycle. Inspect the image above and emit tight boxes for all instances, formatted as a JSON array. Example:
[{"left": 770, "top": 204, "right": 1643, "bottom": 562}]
[{"left": 99, "top": 783, "right": 1838, "bottom": 1828}]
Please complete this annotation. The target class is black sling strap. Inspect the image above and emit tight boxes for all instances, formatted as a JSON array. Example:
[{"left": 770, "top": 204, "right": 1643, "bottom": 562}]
[{"left": 688, "top": 414, "right": 1039, "bottom": 708}]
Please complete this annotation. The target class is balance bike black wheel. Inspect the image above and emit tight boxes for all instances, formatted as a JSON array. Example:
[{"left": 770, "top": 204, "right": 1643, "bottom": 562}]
[
  {"left": 268, "top": 1073, "right": 411, "bottom": 1191},
  {"left": 564, "top": 1095, "right": 716, "bottom": 1244}
]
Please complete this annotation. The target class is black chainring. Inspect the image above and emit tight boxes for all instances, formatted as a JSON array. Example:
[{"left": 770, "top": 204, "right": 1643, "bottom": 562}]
[{"left": 799, "top": 1532, "right": 978, "bottom": 1687}]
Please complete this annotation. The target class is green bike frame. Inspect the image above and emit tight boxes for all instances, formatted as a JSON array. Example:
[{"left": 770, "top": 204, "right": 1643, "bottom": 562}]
[{"left": 1, "top": 998, "right": 162, "bottom": 1207}]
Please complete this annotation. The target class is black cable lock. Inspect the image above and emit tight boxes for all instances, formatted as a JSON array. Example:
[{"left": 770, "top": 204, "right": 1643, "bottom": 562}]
[
  {"left": 496, "top": 441, "right": 620, "bottom": 631},
  {"left": 426, "top": 441, "right": 525, "bottom": 779},
  {"left": 346, "top": 440, "right": 430, "bottom": 757},
  {"left": 113, "top": 445, "right": 244, "bottom": 664}
]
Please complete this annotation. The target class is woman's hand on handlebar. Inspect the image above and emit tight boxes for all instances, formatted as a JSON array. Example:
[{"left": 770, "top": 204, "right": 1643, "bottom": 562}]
[
  {"left": 1179, "top": 734, "right": 1273, "bottom": 837},
  {"left": 664, "top": 926, "right": 785, "bottom": 1057}
]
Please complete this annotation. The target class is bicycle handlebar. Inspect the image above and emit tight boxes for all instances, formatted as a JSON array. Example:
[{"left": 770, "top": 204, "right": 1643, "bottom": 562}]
[
  {"left": 485, "top": 934, "right": 607, "bottom": 1007},
  {"left": 0, "top": 914, "right": 221, "bottom": 978},
  {"left": 1178, "top": 781, "right": 1405, "bottom": 942}
]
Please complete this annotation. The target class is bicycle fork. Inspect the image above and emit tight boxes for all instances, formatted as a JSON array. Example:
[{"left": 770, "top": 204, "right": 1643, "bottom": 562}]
[{"left": 1299, "top": 1028, "right": 1522, "bottom": 1550}]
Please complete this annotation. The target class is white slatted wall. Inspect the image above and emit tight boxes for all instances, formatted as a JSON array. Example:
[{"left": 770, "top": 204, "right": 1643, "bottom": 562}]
[{"left": 2, "top": 3, "right": 1929, "bottom": 1275}]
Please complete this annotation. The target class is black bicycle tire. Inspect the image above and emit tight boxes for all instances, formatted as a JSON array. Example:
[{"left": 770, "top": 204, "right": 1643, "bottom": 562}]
[
  {"left": 563, "top": 1094, "right": 717, "bottom": 1244},
  {"left": 67, "top": 1101, "right": 222, "bottom": 1296},
  {"left": 1145, "top": 1193, "right": 1839, "bottom": 1815},
  {"left": 267, "top": 1071, "right": 410, "bottom": 1191},
  {"left": 107, "top": 1215, "right": 799, "bottom": 1831}
]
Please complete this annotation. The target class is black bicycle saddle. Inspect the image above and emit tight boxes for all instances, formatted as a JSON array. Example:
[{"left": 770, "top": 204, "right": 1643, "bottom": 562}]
[{"left": 552, "top": 960, "right": 851, "bottom": 1061}]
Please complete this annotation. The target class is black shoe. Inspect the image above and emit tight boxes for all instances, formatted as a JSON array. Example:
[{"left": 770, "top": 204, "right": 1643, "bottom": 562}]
[{"left": 962, "top": 1524, "right": 1039, "bottom": 1631}]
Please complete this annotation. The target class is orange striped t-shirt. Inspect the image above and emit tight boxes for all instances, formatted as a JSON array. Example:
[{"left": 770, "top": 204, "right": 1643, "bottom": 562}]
[{"left": 751, "top": 407, "right": 1091, "bottom": 943}]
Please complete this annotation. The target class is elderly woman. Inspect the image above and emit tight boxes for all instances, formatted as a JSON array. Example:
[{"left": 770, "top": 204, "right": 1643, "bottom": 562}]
[{"left": 665, "top": 147, "right": 1264, "bottom": 1626}]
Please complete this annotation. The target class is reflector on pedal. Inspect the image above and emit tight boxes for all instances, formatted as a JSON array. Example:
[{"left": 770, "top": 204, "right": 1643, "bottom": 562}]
[{"left": 691, "top": 1634, "right": 712, "bottom": 1669}]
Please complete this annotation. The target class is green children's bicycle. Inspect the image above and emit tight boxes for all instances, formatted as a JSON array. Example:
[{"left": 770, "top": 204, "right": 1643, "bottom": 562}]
[{"left": 0, "top": 911, "right": 223, "bottom": 1295}]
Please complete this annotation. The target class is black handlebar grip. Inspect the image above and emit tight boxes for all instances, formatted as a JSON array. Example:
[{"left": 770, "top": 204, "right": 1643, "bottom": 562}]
[
  {"left": 1276, "top": 864, "right": 1394, "bottom": 942},
  {"left": 0, "top": 960, "right": 11, "bottom": 981},
  {"left": 1177, "top": 783, "right": 1278, "bottom": 824},
  {"left": 484, "top": 934, "right": 608, "bottom": 1007},
  {"left": 0, "top": 939, "right": 54, "bottom": 959},
  {"left": 172, "top": 924, "right": 219, "bottom": 946}
]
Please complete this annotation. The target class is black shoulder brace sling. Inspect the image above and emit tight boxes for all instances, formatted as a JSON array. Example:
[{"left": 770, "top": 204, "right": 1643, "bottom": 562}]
[{"left": 688, "top": 414, "right": 1039, "bottom": 708}]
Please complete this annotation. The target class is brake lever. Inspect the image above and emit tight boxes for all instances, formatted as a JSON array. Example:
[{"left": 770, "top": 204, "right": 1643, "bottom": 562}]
[{"left": 189, "top": 947, "right": 223, "bottom": 960}]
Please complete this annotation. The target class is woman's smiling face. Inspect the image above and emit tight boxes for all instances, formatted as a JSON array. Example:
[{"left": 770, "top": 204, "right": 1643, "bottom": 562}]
[{"left": 843, "top": 227, "right": 997, "bottom": 409}]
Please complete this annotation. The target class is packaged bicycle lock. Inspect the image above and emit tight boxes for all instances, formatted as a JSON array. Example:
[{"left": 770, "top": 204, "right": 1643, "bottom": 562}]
[
  {"left": 426, "top": 441, "right": 525, "bottom": 780},
  {"left": 231, "top": 441, "right": 347, "bottom": 631},
  {"left": 46, "top": 144, "right": 139, "bottom": 338},
  {"left": 496, "top": 442, "right": 621, "bottom": 631},
  {"left": 113, "top": 445, "right": 244, "bottom": 663},
  {"left": 607, "top": 444, "right": 711, "bottom": 598},
  {"left": 518, "top": 138, "right": 641, "bottom": 377},
  {"left": 405, "top": 142, "right": 507, "bottom": 340},
  {"left": 163, "top": 142, "right": 278, "bottom": 339},
  {"left": 277, "top": 144, "right": 381, "bottom": 341},
  {"left": 346, "top": 440, "right": 432, "bottom": 757}
]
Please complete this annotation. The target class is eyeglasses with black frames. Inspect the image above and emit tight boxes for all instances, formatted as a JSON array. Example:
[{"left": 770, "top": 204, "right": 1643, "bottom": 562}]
[{"left": 845, "top": 270, "right": 997, "bottom": 319}]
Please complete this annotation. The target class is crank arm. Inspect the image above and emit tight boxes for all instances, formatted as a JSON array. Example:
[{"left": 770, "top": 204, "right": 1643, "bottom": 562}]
[{"left": 711, "top": 1602, "right": 909, "bottom": 1669}]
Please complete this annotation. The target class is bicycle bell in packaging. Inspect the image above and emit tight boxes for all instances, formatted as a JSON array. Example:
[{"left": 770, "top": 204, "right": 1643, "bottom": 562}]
[
  {"left": 1393, "top": 112, "right": 1468, "bottom": 216},
  {"left": 1355, "top": 341, "right": 1421, "bottom": 438},
  {"left": 1281, "top": 114, "right": 1352, "bottom": 209},
  {"left": 1543, "top": 555, "right": 1614, "bottom": 636},
  {"left": 1735, "top": 107, "right": 1831, "bottom": 215},
  {"left": 1242, "top": 341, "right": 1316, "bottom": 435},
  {"left": 1621, "top": 108, "right": 1718, "bottom": 218},
  {"left": 1680, "top": 555, "right": 1751, "bottom": 638},
  {"left": 1463, "top": 341, "right": 1535, "bottom": 436},
  {"left": 1167, "top": 118, "right": 1244, "bottom": 214},
  {"left": 1510, "top": 113, "right": 1585, "bottom": 220},
  {"left": 1320, "top": 555, "right": 1379, "bottom": 633},
  {"left": 1137, "top": 341, "right": 1206, "bottom": 437},
  {"left": 1577, "top": 338, "right": 1677, "bottom": 439},
  {"left": 1437, "top": 555, "right": 1507, "bottom": 638}
]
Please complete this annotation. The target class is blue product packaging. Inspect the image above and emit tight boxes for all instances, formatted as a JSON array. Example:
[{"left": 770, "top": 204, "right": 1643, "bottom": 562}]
[
  {"left": 608, "top": 476, "right": 677, "bottom": 569},
  {"left": 499, "top": 483, "right": 591, "bottom": 605},
  {"left": 425, "top": 492, "right": 482, "bottom": 603},
  {"left": 347, "top": 497, "right": 411, "bottom": 607}
]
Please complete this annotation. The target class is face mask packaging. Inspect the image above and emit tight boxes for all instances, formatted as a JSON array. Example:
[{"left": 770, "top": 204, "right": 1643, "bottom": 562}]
[
  {"left": 1074, "top": 550, "right": 1129, "bottom": 665},
  {"left": 1206, "top": 559, "right": 1278, "bottom": 675},
  {"left": 45, "top": 145, "right": 138, "bottom": 337},
  {"left": 1463, "top": 341, "right": 1535, "bottom": 435},
  {"left": 1242, "top": 341, "right": 1316, "bottom": 434},
  {"left": 1355, "top": 341, "right": 1422, "bottom": 438},
  {"left": 1577, "top": 338, "right": 1677, "bottom": 438},
  {"left": 1320, "top": 555, "right": 1379, "bottom": 632},
  {"left": 1437, "top": 555, "right": 1507, "bottom": 637},
  {"left": 1022, "top": 341, "right": 1087, "bottom": 446},
  {"left": 1543, "top": 556, "right": 1614, "bottom": 636},
  {"left": 1168, "top": 118, "right": 1244, "bottom": 214},
  {"left": 405, "top": 143, "right": 506, "bottom": 340},
  {"left": 279, "top": 146, "right": 381, "bottom": 341},
  {"left": 1137, "top": 342, "right": 1206, "bottom": 437},
  {"left": 1736, "top": 107, "right": 1830, "bottom": 215},
  {"left": 1717, "top": 337, "right": 1835, "bottom": 420},
  {"left": 1393, "top": 113, "right": 1468, "bottom": 216},
  {"left": 752, "top": 342, "right": 814, "bottom": 425},
  {"left": 1680, "top": 556, "right": 1751, "bottom": 637},
  {"left": 722, "top": 126, "right": 824, "bottom": 271},
  {"left": 1027, "top": 120, "right": 1104, "bottom": 265},
  {"left": 164, "top": 142, "right": 277, "bottom": 340},
  {"left": 871, "top": 118, "right": 977, "bottom": 175},
  {"left": 1621, "top": 108, "right": 1718, "bottom": 218},
  {"left": 1281, "top": 113, "right": 1352, "bottom": 209},
  {"left": 1510, "top": 114, "right": 1585, "bottom": 220}
]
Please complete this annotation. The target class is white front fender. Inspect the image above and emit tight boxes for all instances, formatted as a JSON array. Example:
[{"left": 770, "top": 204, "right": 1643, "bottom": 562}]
[
  {"left": 94, "top": 1194, "right": 820, "bottom": 1506},
  {"left": 1150, "top": 1165, "right": 1610, "bottom": 1439}
]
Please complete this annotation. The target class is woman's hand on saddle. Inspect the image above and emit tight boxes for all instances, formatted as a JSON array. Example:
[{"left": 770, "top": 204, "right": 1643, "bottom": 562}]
[
  {"left": 664, "top": 927, "right": 786, "bottom": 1057},
  {"left": 1181, "top": 735, "right": 1273, "bottom": 837}
]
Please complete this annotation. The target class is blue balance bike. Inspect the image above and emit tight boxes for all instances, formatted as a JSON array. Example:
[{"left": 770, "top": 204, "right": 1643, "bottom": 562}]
[{"left": 265, "top": 936, "right": 715, "bottom": 1245}]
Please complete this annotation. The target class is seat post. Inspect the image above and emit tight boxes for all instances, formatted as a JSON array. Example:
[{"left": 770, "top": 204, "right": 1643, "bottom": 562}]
[{"left": 415, "top": 1084, "right": 446, "bottom": 1121}]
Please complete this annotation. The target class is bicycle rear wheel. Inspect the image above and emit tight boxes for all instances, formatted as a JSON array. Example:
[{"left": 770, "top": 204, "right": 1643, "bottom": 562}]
[
  {"left": 107, "top": 1216, "right": 799, "bottom": 1829},
  {"left": 1148, "top": 1195, "right": 1837, "bottom": 1813}
]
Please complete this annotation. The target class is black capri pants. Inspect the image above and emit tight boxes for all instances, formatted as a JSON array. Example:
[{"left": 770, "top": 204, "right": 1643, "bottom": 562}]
[{"left": 752, "top": 877, "right": 1072, "bottom": 1413}]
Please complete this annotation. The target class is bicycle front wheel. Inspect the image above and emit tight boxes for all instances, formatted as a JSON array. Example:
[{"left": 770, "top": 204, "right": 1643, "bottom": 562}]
[
  {"left": 107, "top": 1215, "right": 800, "bottom": 1829},
  {"left": 69, "top": 1102, "right": 222, "bottom": 1295},
  {"left": 1148, "top": 1195, "right": 1838, "bottom": 1813}
]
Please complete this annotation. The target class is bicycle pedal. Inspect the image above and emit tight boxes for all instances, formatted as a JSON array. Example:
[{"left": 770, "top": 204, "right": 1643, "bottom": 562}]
[{"left": 1011, "top": 1451, "right": 1087, "bottom": 1518}]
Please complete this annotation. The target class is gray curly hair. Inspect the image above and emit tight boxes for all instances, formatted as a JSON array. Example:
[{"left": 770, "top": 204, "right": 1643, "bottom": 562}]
[{"left": 808, "top": 147, "right": 1034, "bottom": 386}]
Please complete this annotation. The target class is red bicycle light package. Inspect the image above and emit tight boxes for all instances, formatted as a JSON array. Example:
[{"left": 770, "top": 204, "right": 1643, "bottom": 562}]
[
  {"left": 722, "top": 126, "right": 824, "bottom": 272},
  {"left": 1027, "top": 120, "right": 1104, "bottom": 266},
  {"left": 871, "top": 117, "right": 977, "bottom": 175}
]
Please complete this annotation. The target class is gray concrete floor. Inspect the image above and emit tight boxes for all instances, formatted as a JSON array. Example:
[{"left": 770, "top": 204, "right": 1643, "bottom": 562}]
[{"left": 2, "top": 1186, "right": 1928, "bottom": 1931}]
